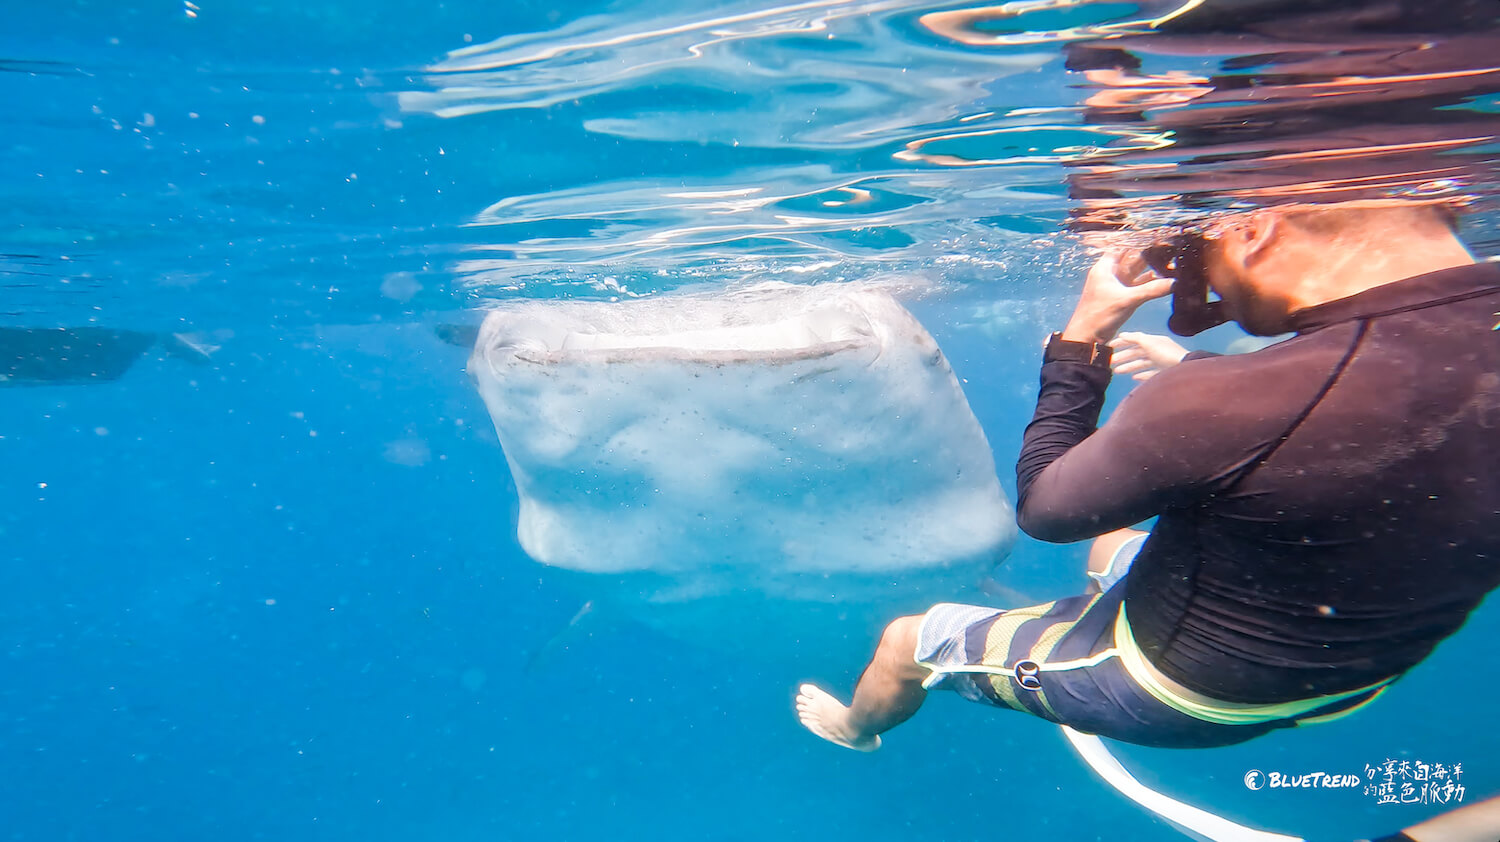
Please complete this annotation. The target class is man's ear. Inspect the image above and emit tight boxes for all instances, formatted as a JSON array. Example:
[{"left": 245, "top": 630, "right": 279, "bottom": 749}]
[{"left": 1240, "top": 211, "right": 1282, "bottom": 266}]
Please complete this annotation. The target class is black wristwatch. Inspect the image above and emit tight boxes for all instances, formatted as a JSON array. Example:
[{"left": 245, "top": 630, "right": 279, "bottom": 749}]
[{"left": 1043, "top": 332, "right": 1112, "bottom": 367}]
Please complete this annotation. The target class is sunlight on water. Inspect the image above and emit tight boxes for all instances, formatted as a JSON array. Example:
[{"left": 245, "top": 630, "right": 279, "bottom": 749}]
[
  {"left": 400, "top": 0, "right": 1054, "bottom": 133},
  {"left": 4, "top": 0, "right": 1495, "bottom": 322},
  {"left": 389, "top": 0, "right": 1500, "bottom": 299},
  {"left": 395, "top": 0, "right": 1157, "bottom": 294},
  {"left": 444, "top": 163, "right": 1066, "bottom": 296}
]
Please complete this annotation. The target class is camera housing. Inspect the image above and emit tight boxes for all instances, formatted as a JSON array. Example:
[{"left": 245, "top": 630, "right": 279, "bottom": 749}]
[{"left": 1143, "top": 234, "right": 1229, "bottom": 337}]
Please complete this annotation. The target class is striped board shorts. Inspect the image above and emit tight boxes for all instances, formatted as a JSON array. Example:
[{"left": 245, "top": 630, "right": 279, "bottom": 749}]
[{"left": 914, "top": 543, "right": 1392, "bottom": 749}]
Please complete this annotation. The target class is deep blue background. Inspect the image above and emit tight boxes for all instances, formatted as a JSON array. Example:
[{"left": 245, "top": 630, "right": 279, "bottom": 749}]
[
  {"left": 3, "top": 2, "right": 1497, "bottom": 840},
  {"left": 3, "top": 303, "right": 1495, "bottom": 842}
]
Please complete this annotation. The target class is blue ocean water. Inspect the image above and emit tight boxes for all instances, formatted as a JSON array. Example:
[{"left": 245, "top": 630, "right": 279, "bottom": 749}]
[{"left": 3, "top": 2, "right": 1498, "bottom": 841}]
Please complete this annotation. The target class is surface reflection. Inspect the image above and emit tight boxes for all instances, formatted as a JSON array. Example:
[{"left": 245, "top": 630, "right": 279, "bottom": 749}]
[
  {"left": 400, "top": 0, "right": 1075, "bottom": 292},
  {"left": 403, "top": 0, "right": 1498, "bottom": 295},
  {"left": 400, "top": 0, "right": 1053, "bottom": 147},
  {"left": 1058, "top": 0, "right": 1500, "bottom": 230}
]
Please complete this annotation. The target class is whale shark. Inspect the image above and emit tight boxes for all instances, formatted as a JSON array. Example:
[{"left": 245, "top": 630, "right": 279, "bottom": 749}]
[{"left": 467, "top": 281, "right": 1017, "bottom": 662}]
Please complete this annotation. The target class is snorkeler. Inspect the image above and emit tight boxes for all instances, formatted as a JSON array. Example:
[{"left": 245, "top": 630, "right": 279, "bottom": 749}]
[{"left": 796, "top": 201, "right": 1500, "bottom": 752}]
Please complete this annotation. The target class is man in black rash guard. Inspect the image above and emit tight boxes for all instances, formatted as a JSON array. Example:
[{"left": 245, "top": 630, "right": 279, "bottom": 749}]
[{"left": 795, "top": 201, "right": 1500, "bottom": 752}]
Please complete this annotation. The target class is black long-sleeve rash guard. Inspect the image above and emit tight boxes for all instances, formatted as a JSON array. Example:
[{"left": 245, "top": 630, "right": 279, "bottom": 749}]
[{"left": 1016, "top": 263, "right": 1500, "bottom": 704}]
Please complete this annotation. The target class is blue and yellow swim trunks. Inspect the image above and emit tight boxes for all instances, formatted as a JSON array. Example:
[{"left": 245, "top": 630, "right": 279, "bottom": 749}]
[{"left": 915, "top": 576, "right": 1395, "bottom": 749}]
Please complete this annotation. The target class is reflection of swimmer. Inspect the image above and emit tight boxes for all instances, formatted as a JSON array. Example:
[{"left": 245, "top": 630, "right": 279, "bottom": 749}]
[
  {"left": 797, "top": 202, "right": 1500, "bottom": 756},
  {"left": 1057, "top": 1, "right": 1500, "bottom": 228}
]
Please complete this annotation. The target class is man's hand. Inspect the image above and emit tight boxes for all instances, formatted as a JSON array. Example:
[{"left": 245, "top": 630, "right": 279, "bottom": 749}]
[
  {"left": 1109, "top": 331, "right": 1190, "bottom": 381},
  {"left": 1061, "top": 252, "right": 1176, "bottom": 344}
]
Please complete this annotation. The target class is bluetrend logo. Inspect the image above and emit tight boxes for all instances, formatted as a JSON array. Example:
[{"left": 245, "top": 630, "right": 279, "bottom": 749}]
[
  {"left": 1242, "top": 769, "right": 1361, "bottom": 790},
  {"left": 1243, "top": 760, "right": 1467, "bottom": 806}
]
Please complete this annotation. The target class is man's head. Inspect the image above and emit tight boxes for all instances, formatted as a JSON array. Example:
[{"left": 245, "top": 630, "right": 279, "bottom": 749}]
[{"left": 1180, "top": 202, "right": 1472, "bottom": 336}]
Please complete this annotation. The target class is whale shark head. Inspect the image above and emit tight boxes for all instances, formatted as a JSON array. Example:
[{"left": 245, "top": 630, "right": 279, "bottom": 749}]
[{"left": 468, "top": 282, "right": 1017, "bottom": 662}]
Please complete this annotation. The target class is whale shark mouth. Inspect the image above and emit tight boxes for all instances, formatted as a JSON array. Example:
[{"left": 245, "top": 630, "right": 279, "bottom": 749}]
[{"left": 468, "top": 281, "right": 1016, "bottom": 602}]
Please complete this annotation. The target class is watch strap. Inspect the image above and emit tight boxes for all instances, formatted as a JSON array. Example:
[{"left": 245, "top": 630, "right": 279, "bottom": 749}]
[{"left": 1043, "top": 332, "right": 1113, "bottom": 367}]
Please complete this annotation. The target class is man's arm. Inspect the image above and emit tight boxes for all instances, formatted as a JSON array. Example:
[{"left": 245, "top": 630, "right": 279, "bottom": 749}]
[
  {"left": 1013, "top": 252, "right": 1213, "bottom": 542},
  {"left": 1014, "top": 355, "right": 1111, "bottom": 526},
  {"left": 1014, "top": 359, "right": 1235, "bottom": 542}
]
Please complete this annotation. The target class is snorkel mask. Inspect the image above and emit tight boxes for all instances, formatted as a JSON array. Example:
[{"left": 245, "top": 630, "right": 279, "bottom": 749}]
[{"left": 1142, "top": 233, "right": 1229, "bottom": 337}]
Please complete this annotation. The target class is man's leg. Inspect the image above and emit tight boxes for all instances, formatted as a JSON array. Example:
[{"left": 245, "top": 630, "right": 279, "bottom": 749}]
[
  {"left": 795, "top": 615, "right": 930, "bottom": 751},
  {"left": 796, "top": 530, "right": 1148, "bottom": 752}
]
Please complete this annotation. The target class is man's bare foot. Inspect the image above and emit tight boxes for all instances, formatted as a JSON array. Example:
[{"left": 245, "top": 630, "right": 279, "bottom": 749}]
[{"left": 795, "top": 683, "right": 882, "bottom": 752}]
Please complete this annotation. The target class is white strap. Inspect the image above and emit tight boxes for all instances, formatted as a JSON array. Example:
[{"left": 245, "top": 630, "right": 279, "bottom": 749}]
[{"left": 1060, "top": 726, "right": 1304, "bottom": 842}]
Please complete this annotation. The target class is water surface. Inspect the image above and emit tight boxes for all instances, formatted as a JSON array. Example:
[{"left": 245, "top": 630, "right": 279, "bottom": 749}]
[{"left": 3, "top": 1, "right": 1497, "bottom": 840}]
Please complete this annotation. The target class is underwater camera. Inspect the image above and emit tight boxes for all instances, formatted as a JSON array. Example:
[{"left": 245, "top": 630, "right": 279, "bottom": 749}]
[{"left": 1142, "top": 233, "right": 1229, "bottom": 337}]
